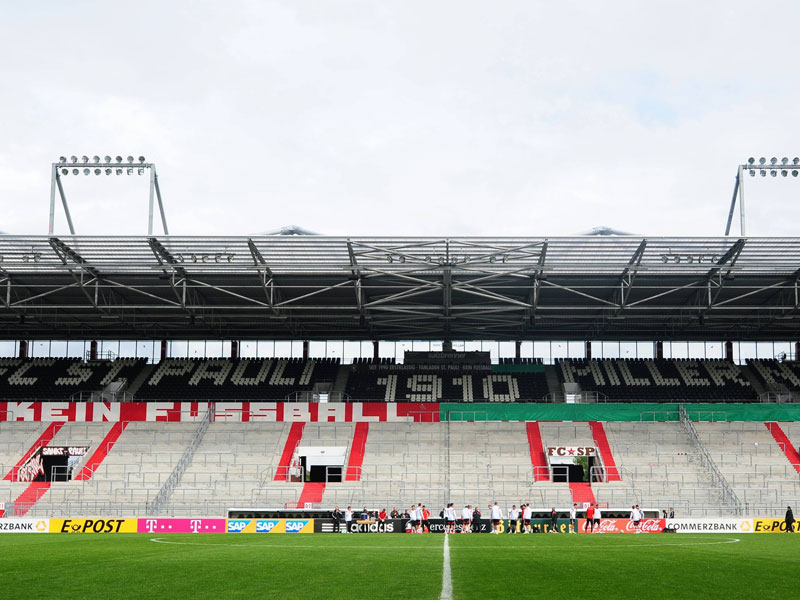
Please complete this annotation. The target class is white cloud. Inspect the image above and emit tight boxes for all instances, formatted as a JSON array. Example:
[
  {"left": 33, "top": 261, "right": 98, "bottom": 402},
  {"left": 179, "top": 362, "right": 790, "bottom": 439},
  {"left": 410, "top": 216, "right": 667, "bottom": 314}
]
[{"left": 1, "top": 0, "right": 799, "bottom": 236}]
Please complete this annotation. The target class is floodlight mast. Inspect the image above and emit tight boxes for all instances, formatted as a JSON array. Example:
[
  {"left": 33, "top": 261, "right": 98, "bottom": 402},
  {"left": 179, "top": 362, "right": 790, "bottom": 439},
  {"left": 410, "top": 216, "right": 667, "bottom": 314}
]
[
  {"left": 48, "top": 156, "right": 169, "bottom": 235},
  {"left": 725, "top": 156, "right": 800, "bottom": 236}
]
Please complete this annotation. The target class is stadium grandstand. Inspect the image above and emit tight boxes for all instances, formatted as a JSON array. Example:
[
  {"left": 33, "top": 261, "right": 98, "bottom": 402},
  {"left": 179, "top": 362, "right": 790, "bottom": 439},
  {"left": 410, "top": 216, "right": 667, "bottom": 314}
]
[{"left": 1, "top": 233, "right": 799, "bottom": 525}]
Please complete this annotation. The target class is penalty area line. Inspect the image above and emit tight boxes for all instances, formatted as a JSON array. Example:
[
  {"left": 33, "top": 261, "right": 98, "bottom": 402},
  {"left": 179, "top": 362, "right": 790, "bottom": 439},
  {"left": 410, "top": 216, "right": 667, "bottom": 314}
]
[{"left": 440, "top": 533, "right": 452, "bottom": 600}]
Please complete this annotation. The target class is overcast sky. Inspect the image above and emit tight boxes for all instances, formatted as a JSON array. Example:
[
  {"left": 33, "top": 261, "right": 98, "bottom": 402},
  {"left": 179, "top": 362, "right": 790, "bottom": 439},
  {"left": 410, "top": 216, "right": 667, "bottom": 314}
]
[{"left": 1, "top": 1, "right": 798, "bottom": 237}]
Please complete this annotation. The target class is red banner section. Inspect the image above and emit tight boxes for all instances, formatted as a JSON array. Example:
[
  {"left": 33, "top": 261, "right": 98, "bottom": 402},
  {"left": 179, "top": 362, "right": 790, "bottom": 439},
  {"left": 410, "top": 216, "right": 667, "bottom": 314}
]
[
  {"left": 578, "top": 518, "right": 665, "bottom": 534},
  {"left": 0, "top": 402, "right": 440, "bottom": 423}
]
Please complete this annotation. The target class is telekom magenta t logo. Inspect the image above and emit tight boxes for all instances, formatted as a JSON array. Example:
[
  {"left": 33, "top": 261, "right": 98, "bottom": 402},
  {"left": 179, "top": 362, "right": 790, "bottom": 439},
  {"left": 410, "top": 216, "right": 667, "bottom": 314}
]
[
  {"left": 145, "top": 519, "right": 158, "bottom": 533},
  {"left": 190, "top": 519, "right": 202, "bottom": 533}
]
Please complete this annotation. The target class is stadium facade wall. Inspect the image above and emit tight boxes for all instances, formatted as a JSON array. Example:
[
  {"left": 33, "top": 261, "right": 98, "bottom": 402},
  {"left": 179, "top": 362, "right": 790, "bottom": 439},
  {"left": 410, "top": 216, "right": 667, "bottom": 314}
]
[
  {"left": 440, "top": 402, "right": 800, "bottom": 422},
  {"left": 4, "top": 401, "right": 800, "bottom": 422}
]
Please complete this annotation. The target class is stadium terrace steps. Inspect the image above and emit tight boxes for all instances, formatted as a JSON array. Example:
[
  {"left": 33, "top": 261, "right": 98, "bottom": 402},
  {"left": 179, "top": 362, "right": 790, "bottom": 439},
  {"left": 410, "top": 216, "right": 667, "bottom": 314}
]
[
  {"left": 163, "top": 422, "right": 296, "bottom": 514},
  {"left": 738, "top": 364, "right": 767, "bottom": 397},
  {"left": 275, "top": 422, "right": 305, "bottom": 481},
  {"left": 525, "top": 422, "right": 548, "bottom": 481},
  {"left": 603, "top": 422, "right": 724, "bottom": 514},
  {"left": 696, "top": 422, "right": 800, "bottom": 509},
  {"left": 12, "top": 481, "right": 51, "bottom": 516},
  {"left": 27, "top": 422, "right": 201, "bottom": 517},
  {"left": 10, "top": 417, "right": 800, "bottom": 518},
  {"left": 0, "top": 422, "right": 47, "bottom": 479},
  {"left": 544, "top": 366, "right": 563, "bottom": 398},
  {"left": 765, "top": 422, "right": 800, "bottom": 473},
  {"left": 74, "top": 421, "right": 129, "bottom": 481},
  {"left": 124, "top": 363, "right": 157, "bottom": 397},
  {"left": 568, "top": 482, "right": 595, "bottom": 505},
  {"left": 3, "top": 421, "right": 64, "bottom": 481},
  {"left": 297, "top": 482, "right": 326, "bottom": 508},
  {"left": 345, "top": 422, "right": 369, "bottom": 481},
  {"left": 447, "top": 421, "right": 531, "bottom": 507},
  {"left": 331, "top": 364, "right": 351, "bottom": 395},
  {"left": 589, "top": 421, "right": 621, "bottom": 482},
  {"left": 359, "top": 422, "right": 447, "bottom": 509}
]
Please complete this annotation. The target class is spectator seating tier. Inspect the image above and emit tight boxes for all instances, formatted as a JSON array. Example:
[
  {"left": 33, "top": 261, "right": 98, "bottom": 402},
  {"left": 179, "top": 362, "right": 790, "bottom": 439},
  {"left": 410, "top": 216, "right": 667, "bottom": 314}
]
[
  {"left": 557, "top": 359, "right": 755, "bottom": 402},
  {"left": 0, "top": 358, "right": 147, "bottom": 400},
  {"left": 134, "top": 358, "right": 340, "bottom": 400},
  {"left": 344, "top": 364, "right": 550, "bottom": 402}
]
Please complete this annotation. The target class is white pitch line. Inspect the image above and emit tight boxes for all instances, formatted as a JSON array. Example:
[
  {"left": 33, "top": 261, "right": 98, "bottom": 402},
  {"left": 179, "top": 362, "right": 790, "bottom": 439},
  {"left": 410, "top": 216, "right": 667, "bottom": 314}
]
[{"left": 440, "top": 533, "right": 453, "bottom": 600}]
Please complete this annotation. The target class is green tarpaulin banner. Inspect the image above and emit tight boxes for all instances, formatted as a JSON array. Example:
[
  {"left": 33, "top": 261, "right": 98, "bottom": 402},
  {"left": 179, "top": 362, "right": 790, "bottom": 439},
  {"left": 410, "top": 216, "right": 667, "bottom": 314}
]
[{"left": 439, "top": 403, "right": 800, "bottom": 422}]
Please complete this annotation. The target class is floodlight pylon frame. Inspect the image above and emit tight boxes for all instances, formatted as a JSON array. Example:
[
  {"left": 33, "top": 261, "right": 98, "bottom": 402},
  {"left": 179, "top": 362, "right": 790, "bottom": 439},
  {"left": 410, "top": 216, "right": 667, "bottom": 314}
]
[
  {"left": 726, "top": 158, "right": 800, "bottom": 236},
  {"left": 48, "top": 161, "right": 169, "bottom": 236},
  {"left": 725, "top": 165, "right": 745, "bottom": 236}
]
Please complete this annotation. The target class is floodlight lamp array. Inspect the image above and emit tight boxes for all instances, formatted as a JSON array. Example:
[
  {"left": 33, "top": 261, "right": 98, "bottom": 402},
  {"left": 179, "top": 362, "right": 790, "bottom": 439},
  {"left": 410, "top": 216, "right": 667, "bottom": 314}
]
[
  {"left": 746, "top": 156, "right": 799, "bottom": 178},
  {"left": 57, "top": 155, "right": 148, "bottom": 176}
]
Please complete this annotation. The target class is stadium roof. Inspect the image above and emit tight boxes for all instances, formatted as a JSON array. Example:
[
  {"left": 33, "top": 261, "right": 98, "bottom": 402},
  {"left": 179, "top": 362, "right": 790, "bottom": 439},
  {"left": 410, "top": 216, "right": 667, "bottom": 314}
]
[{"left": 0, "top": 235, "right": 799, "bottom": 341}]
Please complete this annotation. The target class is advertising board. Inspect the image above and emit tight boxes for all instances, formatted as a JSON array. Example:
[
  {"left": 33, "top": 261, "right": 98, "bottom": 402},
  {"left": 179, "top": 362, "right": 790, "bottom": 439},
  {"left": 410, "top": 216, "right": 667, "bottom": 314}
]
[
  {"left": 0, "top": 518, "right": 49, "bottom": 533},
  {"left": 51, "top": 518, "right": 137, "bottom": 533},
  {"left": 752, "top": 518, "right": 799, "bottom": 533},
  {"left": 666, "top": 519, "right": 753, "bottom": 533},
  {"left": 226, "top": 519, "right": 314, "bottom": 534},
  {"left": 138, "top": 518, "right": 227, "bottom": 534},
  {"left": 577, "top": 518, "right": 665, "bottom": 533}
]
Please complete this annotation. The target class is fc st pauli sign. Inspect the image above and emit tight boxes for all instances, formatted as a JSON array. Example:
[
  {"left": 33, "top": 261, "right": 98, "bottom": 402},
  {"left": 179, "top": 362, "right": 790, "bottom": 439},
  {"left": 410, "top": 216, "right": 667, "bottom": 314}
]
[{"left": 547, "top": 446, "right": 596, "bottom": 457}]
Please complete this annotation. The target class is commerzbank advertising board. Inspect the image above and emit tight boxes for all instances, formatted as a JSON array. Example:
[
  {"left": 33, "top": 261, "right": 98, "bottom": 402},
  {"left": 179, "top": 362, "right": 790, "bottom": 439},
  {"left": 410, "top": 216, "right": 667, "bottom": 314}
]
[
  {"left": 0, "top": 519, "right": 49, "bottom": 533},
  {"left": 666, "top": 519, "right": 754, "bottom": 533}
]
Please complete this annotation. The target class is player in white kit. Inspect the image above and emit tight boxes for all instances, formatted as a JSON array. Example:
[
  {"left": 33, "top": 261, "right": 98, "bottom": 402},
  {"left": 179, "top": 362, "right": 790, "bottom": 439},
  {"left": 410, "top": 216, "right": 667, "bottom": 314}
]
[
  {"left": 461, "top": 505, "right": 472, "bottom": 533},
  {"left": 522, "top": 504, "right": 532, "bottom": 534},
  {"left": 508, "top": 505, "right": 520, "bottom": 534},
  {"left": 569, "top": 503, "right": 578, "bottom": 534},
  {"left": 490, "top": 502, "right": 503, "bottom": 534}
]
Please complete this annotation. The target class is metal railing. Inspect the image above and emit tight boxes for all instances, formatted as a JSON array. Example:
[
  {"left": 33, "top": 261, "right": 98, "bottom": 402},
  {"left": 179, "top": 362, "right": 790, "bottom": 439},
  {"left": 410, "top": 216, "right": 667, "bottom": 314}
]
[
  {"left": 544, "top": 391, "right": 607, "bottom": 403},
  {"left": 441, "top": 411, "right": 491, "bottom": 422},
  {"left": 639, "top": 411, "right": 680, "bottom": 422},
  {"left": 759, "top": 391, "right": 796, "bottom": 403},
  {"left": 284, "top": 391, "right": 351, "bottom": 403},
  {"left": 679, "top": 404, "right": 742, "bottom": 514},
  {"left": 146, "top": 403, "right": 215, "bottom": 514},
  {"left": 70, "top": 390, "right": 135, "bottom": 402}
]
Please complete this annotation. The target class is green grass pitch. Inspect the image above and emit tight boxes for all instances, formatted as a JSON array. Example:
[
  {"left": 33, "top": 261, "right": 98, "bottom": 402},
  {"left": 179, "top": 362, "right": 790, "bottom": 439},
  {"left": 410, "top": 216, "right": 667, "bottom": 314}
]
[{"left": 1, "top": 533, "right": 797, "bottom": 599}]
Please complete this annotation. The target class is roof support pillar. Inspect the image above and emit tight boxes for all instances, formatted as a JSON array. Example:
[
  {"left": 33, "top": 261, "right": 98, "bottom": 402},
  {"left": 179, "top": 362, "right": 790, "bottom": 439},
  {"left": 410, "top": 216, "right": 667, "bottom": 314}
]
[
  {"left": 373, "top": 341, "right": 380, "bottom": 360},
  {"left": 231, "top": 340, "right": 239, "bottom": 360},
  {"left": 725, "top": 341, "right": 734, "bottom": 361},
  {"left": 18, "top": 340, "right": 28, "bottom": 359},
  {"left": 585, "top": 340, "right": 592, "bottom": 360},
  {"left": 655, "top": 341, "right": 664, "bottom": 360},
  {"left": 89, "top": 340, "right": 98, "bottom": 361}
]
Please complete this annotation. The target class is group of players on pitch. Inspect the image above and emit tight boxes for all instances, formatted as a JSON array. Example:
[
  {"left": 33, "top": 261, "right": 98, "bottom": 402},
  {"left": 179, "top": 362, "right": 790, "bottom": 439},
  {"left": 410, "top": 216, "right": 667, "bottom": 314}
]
[{"left": 405, "top": 502, "right": 648, "bottom": 534}]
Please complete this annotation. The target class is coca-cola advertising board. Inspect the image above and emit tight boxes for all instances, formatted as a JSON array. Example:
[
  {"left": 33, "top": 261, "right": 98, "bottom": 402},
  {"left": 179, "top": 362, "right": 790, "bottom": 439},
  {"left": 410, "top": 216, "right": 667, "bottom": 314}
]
[{"left": 577, "top": 518, "right": 665, "bottom": 533}]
